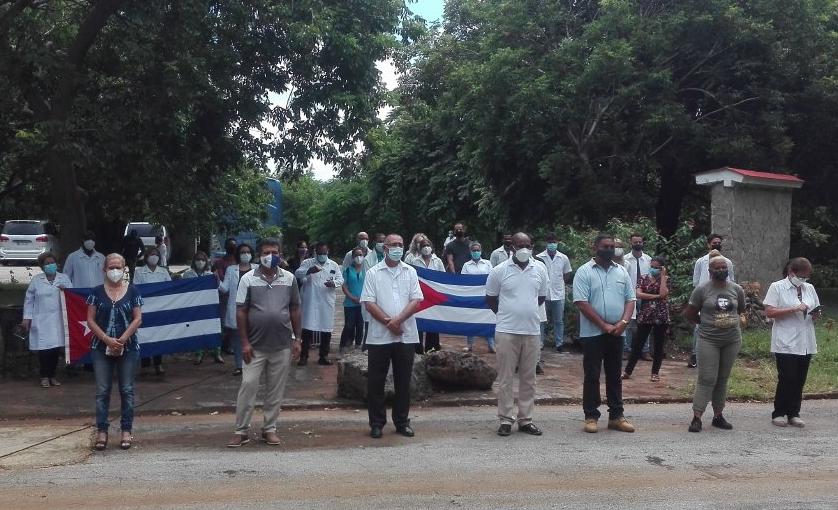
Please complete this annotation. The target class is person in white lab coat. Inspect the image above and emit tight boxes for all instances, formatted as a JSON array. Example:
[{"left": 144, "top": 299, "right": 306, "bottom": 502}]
[
  {"left": 218, "top": 243, "right": 258, "bottom": 375},
  {"left": 22, "top": 252, "right": 73, "bottom": 388},
  {"left": 295, "top": 241, "right": 343, "bottom": 366},
  {"left": 63, "top": 230, "right": 106, "bottom": 288},
  {"left": 133, "top": 246, "right": 171, "bottom": 375}
]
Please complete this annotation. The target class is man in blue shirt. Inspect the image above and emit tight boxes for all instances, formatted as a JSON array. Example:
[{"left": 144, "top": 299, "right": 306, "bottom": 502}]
[{"left": 573, "top": 233, "right": 637, "bottom": 434}]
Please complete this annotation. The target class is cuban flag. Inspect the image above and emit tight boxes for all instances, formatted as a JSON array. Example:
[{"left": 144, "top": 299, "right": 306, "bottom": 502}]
[
  {"left": 414, "top": 266, "right": 496, "bottom": 337},
  {"left": 61, "top": 276, "right": 222, "bottom": 364}
]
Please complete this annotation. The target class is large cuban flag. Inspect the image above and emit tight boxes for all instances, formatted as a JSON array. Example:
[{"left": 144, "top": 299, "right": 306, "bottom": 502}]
[
  {"left": 61, "top": 275, "right": 222, "bottom": 364},
  {"left": 414, "top": 266, "right": 496, "bottom": 337}
]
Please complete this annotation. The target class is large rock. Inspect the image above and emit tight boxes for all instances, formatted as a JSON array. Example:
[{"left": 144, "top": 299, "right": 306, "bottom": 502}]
[
  {"left": 425, "top": 350, "right": 497, "bottom": 390},
  {"left": 337, "top": 352, "right": 433, "bottom": 402}
]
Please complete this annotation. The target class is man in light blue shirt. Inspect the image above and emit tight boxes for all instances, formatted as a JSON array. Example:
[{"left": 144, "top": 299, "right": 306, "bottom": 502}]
[{"left": 573, "top": 233, "right": 636, "bottom": 434}]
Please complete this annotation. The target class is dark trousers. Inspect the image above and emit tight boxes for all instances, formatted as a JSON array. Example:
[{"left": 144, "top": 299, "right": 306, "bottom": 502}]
[
  {"left": 415, "top": 332, "right": 440, "bottom": 354},
  {"left": 367, "top": 342, "right": 415, "bottom": 428},
  {"left": 38, "top": 347, "right": 62, "bottom": 378},
  {"left": 624, "top": 324, "right": 668, "bottom": 375},
  {"left": 339, "top": 307, "right": 364, "bottom": 348},
  {"left": 140, "top": 355, "right": 162, "bottom": 368},
  {"left": 581, "top": 334, "right": 624, "bottom": 420},
  {"left": 301, "top": 329, "right": 331, "bottom": 361},
  {"left": 773, "top": 353, "right": 812, "bottom": 419}
]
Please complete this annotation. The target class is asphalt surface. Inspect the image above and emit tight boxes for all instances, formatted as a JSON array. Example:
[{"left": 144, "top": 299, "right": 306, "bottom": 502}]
[{"left": 1, "top": 401, "right": 837, "bottom": 509}]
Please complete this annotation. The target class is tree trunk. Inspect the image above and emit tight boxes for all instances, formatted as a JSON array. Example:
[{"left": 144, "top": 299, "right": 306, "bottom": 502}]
[{"left": 655, "top": 167, "right": 688, "bottom": 237}]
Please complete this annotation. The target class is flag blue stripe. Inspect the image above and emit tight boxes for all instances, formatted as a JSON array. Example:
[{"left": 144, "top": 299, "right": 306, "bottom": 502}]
[
  {"left": 435, "top": 294, "right": 490, "bottom": 309},
  {"left": 135, "top": 275, "right": 219, "bottom": 297},
  {"left": 71, "top": 334, "right": 222, "bottom": 364},
  {"left": 140, "top": 304, "right": 221, "bottom": 328},
  {"left": 414, "top": 266, "right": 488, "bottom": 286},
  {"left": 416, "top": 318, "right": 495, "bottom": 337}
]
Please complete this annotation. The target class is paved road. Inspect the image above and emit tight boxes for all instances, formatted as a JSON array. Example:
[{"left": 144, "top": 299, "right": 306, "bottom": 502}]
[{"left": 1, "top": 401, "right": 837, "bottom": 509}]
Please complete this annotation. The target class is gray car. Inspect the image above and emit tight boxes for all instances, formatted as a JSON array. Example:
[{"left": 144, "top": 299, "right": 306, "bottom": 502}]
[{"left": 0, "top": 220, "right": 59, "bottom": 265}]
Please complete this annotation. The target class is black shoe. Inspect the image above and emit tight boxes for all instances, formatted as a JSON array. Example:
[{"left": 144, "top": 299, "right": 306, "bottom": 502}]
[
  {"left": 688, "top": 354, "right": 697, "bottom": 368},
  {"left": 712, "top": 415, "right": 733, "bottom": 430},
  {"left": 395, "top": 425, "right": 415, "bottom": 437},
  {"left": 518, "top": 423, "right": 542, "bottom": 436},
  {"left": 688, "top": 417, "right": 702, "bottom": 433},
  {"left": 535, "top": 363, "right": 544, "bottom": 375},
  {"left": 297, "top": 359, "right": 308, "bottom": 366},
  {"left": 317, "top": 358, "right": 332, "bottom": 366},
  {"left": 232, "top": 368, "right": 242, "bottom": 376},
  {"left": 370, "top": 426, "right": 383, "bottom": 439},
  {"left": 497, "top": 424, "right": 512, "bottom": 436}
]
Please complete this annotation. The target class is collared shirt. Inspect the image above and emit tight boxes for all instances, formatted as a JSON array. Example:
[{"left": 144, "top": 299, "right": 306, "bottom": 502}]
[
  {"left": 623, "top": 251, "right": 652, "bottom": 287},
  {"left": 573, "top": 259, "right": 636, "bottom": 338},
  {"left": 693, "top": 253, "right": 735, "bottom": 287},
  {"left": 404, "top": 252, "right": 445, "bottom": 271},
  {"left": 236, "top": 267, "right": 300, "bottom": 351},
  {"left": 535, "top": 250, "right": 572, "bottom": 301},
  {"left": 461, "top": 258, "right": 492, "bottom": 275},
  {"left": 489, "top": 246, "right": 514, "bottom": 267},
  {"left": 360, "top": 260, "right": 423, "bottom": 345},
  {"left": 763, "top": 278, "right": 819, "bottom": 355},
  {"left": 132, "top": 265, "right": 171, "bottom": 284},
  {"left": 485, "top": 258, "right": 549, "bottom": 336},
  {"left": 63, "top": 248, "right": 106, "bottom": 288}
]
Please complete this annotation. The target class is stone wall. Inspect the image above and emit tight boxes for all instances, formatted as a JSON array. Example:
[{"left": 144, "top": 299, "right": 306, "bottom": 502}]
[{"left": 710, "top": 183, "right": 792, "bottom": 296}]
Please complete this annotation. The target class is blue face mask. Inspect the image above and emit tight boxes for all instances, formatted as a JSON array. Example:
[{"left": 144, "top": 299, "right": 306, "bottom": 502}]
[
  {"left": 546, "top": 242, "right": 558, "bottom": 252},
  {"left": 387, "top": 247, "right": 403, "bottom": 261},
  {"left": 470, "top": 250, "right": 482, "bottom": 260},
  {"left": 316, "top": 254, "right": 328, "bottom": 264},
  {"left": 649, "top": 267, "right": 661, "bottom": 277},
  {"left": 43, "top": 263, "right": 58, "bottom": 275}
]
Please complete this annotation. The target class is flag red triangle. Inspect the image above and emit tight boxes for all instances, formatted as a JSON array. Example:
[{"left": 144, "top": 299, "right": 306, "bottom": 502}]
[
  {"left": 417, "top": 281, "right": 449, "bottom": 312},
  {"left": 63, "top": 290, "right": 94, "bottom": 363}
]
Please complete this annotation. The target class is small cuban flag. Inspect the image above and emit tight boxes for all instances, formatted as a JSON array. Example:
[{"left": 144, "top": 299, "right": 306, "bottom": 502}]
[
  {"left": 61, "top": 276, "right": 222, "bottom": 364},
  {"left": 414, "top": 266, "right": 496, "bottom": 337}
]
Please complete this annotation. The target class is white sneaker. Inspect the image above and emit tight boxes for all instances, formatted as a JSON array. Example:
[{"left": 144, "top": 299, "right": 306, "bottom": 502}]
[
  {"left": 789, "top": 417, "right": 805, "bottom": 428},
  {"left": 772, "top": 417, "right": 788, "bottom": 427}
]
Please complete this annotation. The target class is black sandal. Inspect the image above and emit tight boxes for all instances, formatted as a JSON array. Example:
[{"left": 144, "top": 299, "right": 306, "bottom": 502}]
[
  {"left": 119, "top": 434, "right": 133, "bottom": 450},
  {"left": 94, "top": 433, "right": 108, "bottom": 451}
]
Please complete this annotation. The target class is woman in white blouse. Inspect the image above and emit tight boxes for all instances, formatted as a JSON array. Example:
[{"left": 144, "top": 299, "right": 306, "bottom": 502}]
[
  {"left": 22, "top": 252, "right": 73, "bottom": 387},
  {"left": 763, "top": 257, "right": 821, "bottom": 428}
]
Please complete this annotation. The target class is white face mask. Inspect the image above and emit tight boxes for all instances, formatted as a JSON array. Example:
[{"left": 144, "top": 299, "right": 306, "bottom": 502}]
[
  {"left": 146, "top": 255, "right": 159, "bottom": 266},
  {"left": 375, "top": 242, "right": 384, "bottom": 251},
  {"left": 353, "top": 256, "right": 364, "bottom": 265},
  {"left": 239, "top": 253, "right": 252, "bottom": 264},
  {"left": 358, "top": 239, "right": 368, "bottom": 249},
  {"left": 613, "top": 247, "right": 625, "bottom": 258},
  {"left": 83, "top": 240, "right": 95, "bottom": 251},
  {"left": 194, "top": 260, "right": 206, "bottom": 270},
  {"left": 106, "top": 268, "right": 123, "bottom": 283},
  {"left": 789, "top": 275, "right": 808, "bottom": 287},
  {"left": 515, "top": 248, "right": 532, "bottom": 263},
  {"left": 420, "top": 246, "right": 433, "bottom": 256}
]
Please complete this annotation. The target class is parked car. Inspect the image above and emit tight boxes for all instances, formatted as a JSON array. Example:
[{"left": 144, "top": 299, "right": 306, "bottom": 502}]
[
  {"left": 0, "top": 220, "right": 59, "bottom": 265},
  {"left": 123, "top": 222, "right": 170, "bottom": 264}
]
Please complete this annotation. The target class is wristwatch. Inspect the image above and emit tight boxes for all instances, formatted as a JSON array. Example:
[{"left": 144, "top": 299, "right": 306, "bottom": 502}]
[{"left": 620, "top": 319, "right": 629, "bottom": 326}]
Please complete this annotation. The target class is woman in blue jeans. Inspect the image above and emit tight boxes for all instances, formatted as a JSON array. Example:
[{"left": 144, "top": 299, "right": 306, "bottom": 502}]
[{"left": 86, "top": 253, "right": 143, "bottom": 451}]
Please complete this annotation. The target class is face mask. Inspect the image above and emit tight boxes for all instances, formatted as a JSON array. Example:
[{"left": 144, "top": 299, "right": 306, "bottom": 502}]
[
  {"left": 503, "top": 242, "right": 512, "bottom": 249},
  {"left": 789, "top": 275, "right": 809, "bottom": 287},
  {"left": 711, "top": 269, "right": 729, "bottom": 281},
  {"left": 471, "top": 250, "right": 482, "bottom": 261},
  {"left": 546, "top": 242, "right": 558, "bottom": 252},
  {"left": 597, "top": 248, "right": 615, "bottom": 260},
  {"left": 194, "top": 260, "right": 206, "bottom": 270},
  {"left": 147, "top": 255, "right": 159, "bottom": 266},
  {"left": 353, "top": 256, "right": 364, "bottom": 265},
  {"left": 515, "top": 248, "right": 532, "bottom": 263},
  {"left": 613, "top": 248, "right": 625, "bottom": 258},
  {"left": 375, "top": 242, "right": 384, "bottom": 252},
  {"left": 316, "top": 254, "right": 328, "bottom": 264},
  {"left": 83, "top": 240, "right": 95, "bottom": 251},
  {"left": 261, "top": 254, "right": 280, "bottom": 269},
  {"left": 631, "top": 244, "right": 643, "bottom": 252},
  {"left": 649, "top": 267, "right": 661, "bottom": 277},
  {"left": 386, "top": 247, "right": 403, "bottom": 261},
  {"left": 710, "top": 244, "right": 722, "bottom": 251},
  {"left": 358, "top": 239, "right": 368, "bottom": 249},
  {"left": 420, "top": 246, "right": 433, "bottom": 256},
  {"left": 106, "top": 268, "right": 123, "bottom": 283},
  {"left": 43, "top": 263, "right": 58, "bottom": 275},
  {"left": 240, "top": 253, "right": 252, "bottom": 264},
  {"left": 454, "top": 231, "right": 464, "bottom": 238}
]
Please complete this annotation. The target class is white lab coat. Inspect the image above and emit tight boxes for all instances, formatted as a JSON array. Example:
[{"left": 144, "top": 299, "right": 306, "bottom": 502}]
[
  {"left": 218, "top": 263, "right": 258, "bottom": 328},
  {"left": 23, "top": 273, "right": 73, "bottom": 351},
  {"left": 133, "top": 265, "right": 171, "bottom": 284},
  {"left": 295, "top": 257, "right": 344, "bottom": 333}
]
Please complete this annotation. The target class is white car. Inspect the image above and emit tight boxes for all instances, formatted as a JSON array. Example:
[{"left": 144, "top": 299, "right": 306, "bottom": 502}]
[
  {"left": 124, "top": 222, "right": 169, "bottom": 248},
  {"left": 0, "top": 220, "right": 59, "bottom": 265}
]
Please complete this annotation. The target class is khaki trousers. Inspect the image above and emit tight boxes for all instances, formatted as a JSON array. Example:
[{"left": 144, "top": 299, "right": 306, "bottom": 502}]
[
  {"left": 234, "top": 348, "right": 291, "bottom": 434},
  {"left": 495, "top": 332, "right": 540, "bottom": 425}
]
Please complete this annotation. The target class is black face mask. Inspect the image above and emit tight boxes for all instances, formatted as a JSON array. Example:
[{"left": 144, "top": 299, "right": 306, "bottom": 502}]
[
  {"left": 711, "top": 269, "right": 729, "bottom": 281},
  {"left": 454, "top": 231, "right": 464, "bottom": 238},
  {"left": 631, "top": 244, "right": 643, "bottom": 252},
  {"left": 710, "top": 244, "right": 722, "bottom": 251},
  {"left": 597, "top": 248, "right": 615, "bottom": 260}
]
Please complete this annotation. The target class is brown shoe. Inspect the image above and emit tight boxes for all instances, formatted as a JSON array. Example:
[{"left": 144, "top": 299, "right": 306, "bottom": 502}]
[
  {"left": 226, "top": 434, "right": 250, "bottom": 448},
  {"left": 607, "top": 417, "right": 635, "bottom": 433},
  {"left": 584, "top": 418, "right": 598, "bottom": 433},
  {"left": 262, "top": 431, "right": 281, "bottom": 445}
]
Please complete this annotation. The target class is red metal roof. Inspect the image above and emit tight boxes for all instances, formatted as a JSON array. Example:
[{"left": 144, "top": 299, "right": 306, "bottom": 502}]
[{"left": 723, "top": 167, "right": 804, "bottom": 183}]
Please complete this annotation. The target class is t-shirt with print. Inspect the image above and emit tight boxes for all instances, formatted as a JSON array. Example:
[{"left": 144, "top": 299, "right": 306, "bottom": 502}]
[
  {"left": 689, "top": 281, "right": 746, "bottom": 343},
  {"left": 236, "top": 268, "right": 300, "bottom": 352}
]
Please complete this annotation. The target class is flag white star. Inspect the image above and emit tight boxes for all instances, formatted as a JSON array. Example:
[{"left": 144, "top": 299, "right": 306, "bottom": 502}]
[{"left": 78, "top": 320, "right": 92, "bottom": 337}]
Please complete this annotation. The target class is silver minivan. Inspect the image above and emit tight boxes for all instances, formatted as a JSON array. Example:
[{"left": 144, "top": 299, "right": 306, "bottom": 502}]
[{"left": 0, "top": 220, "right": 59, "bottom": 264}]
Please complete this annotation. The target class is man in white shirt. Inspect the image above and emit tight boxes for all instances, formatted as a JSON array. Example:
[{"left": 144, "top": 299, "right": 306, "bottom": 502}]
[
  {"left": 341, "top": 231, "right": 376, "bottom": 270},
  {"left": 489, "top": 233, "right": 514, "bottom": 267},
  {"left": 622, "top": 233, "right": 652, "bottom": 358},
  {"left": 360, "top": 234, "right": 424, "bottom": 439},
  {"left": 486, "top": 232, "right": 549, "bottom": 437},
  {"left": 295, "top": 241, "right": 344, "bottom": 366},
  {"left": 462, "top": 241, "right": 495, "bottom": 352},
  {"left": 689, "top": 233, "right": 736, "bottom": 367},
  {"left": 63, "top": 231, "right": 105, "bottom": 288},
  {"left": 536, "top": 232, "right": 573, "bottom": 353}
]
